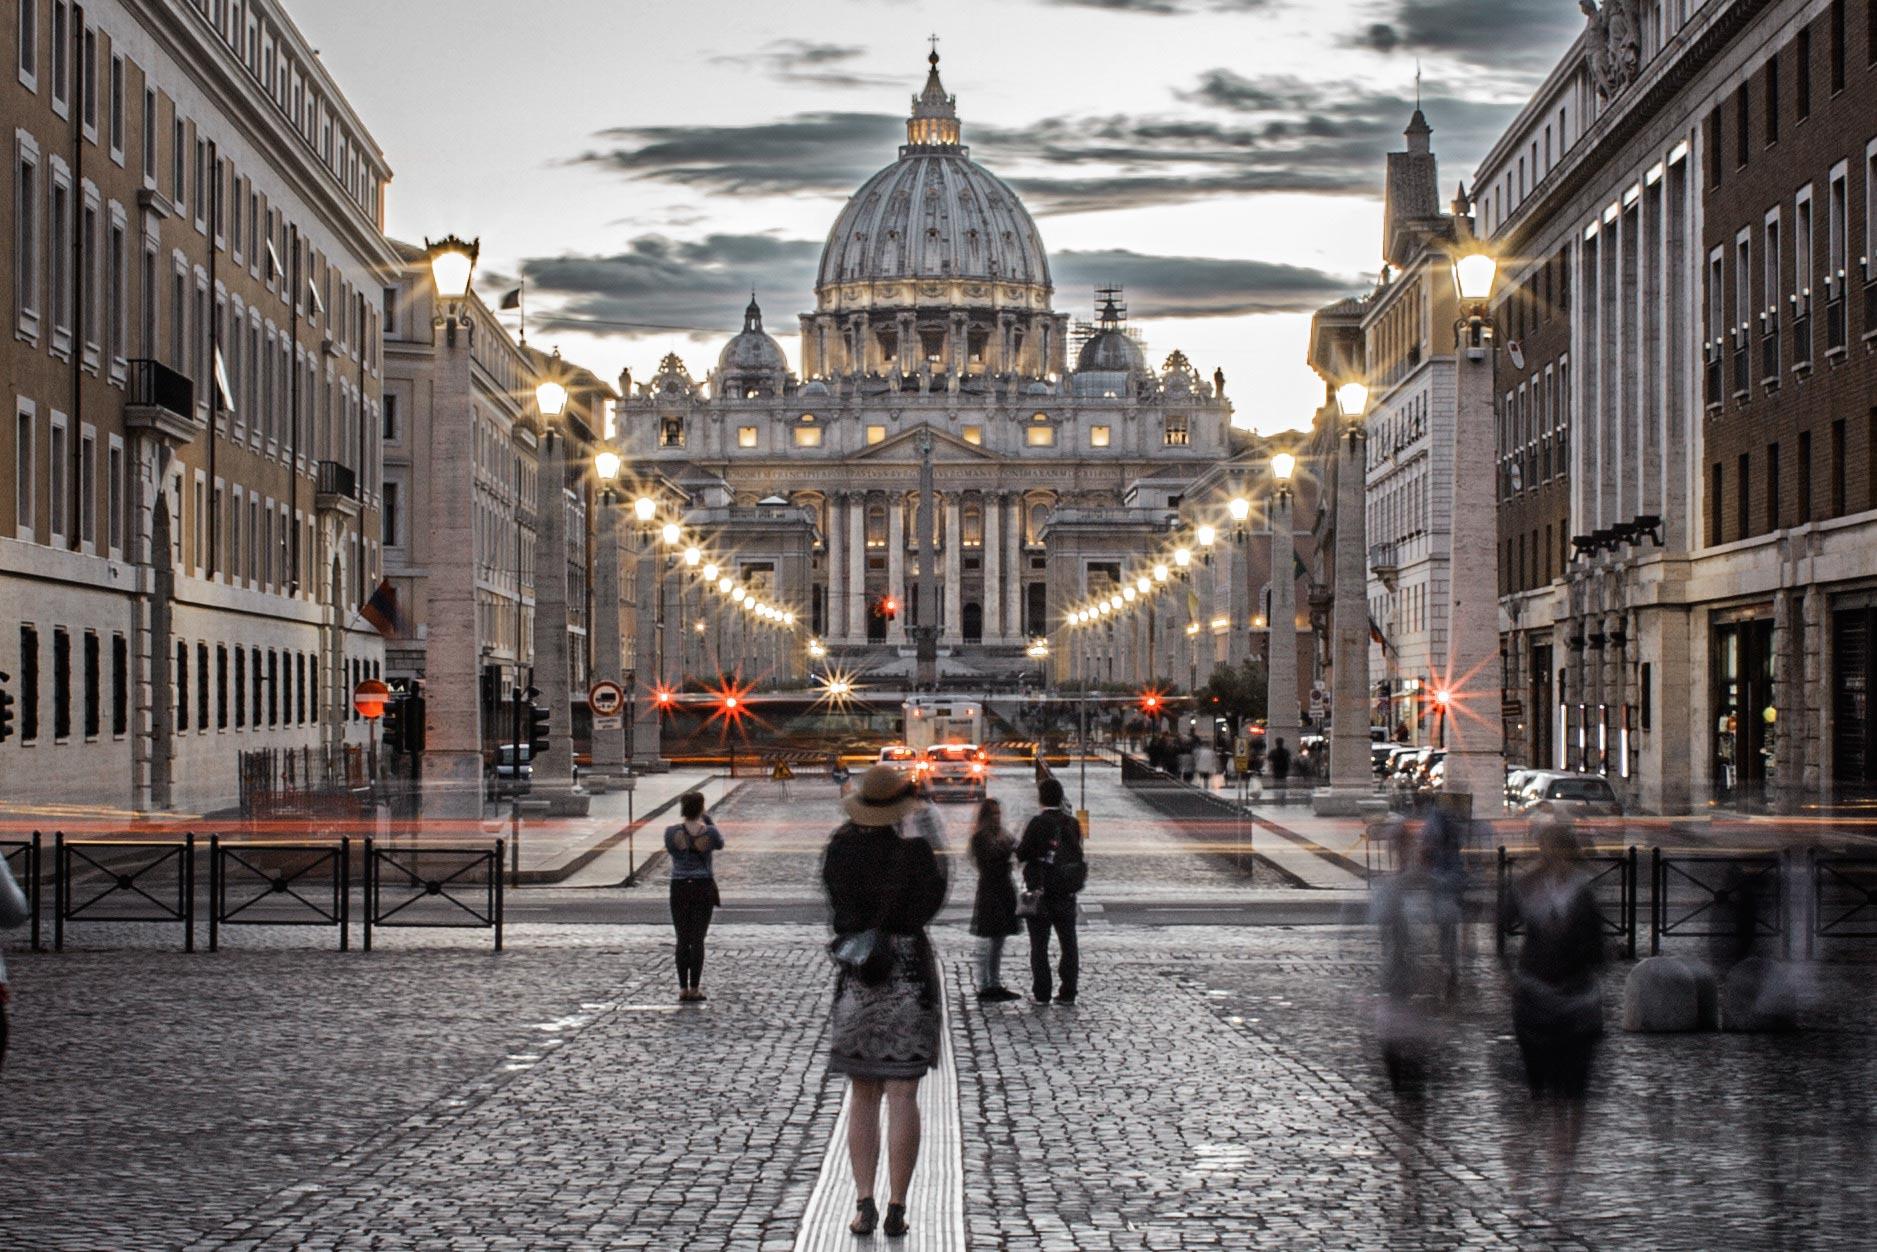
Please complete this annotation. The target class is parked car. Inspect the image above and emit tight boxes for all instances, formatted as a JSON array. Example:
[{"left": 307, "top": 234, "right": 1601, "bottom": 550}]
[
  {"left": 490, "top": 743, "right": 532, "bottom": 797},
  {"left": 1504, "top": 766, "right": 1543, "bottom": 807},
  {"left": 1513, "top": 771, "right": 1623, "bottom": 817},
  {"left": 922, "top": 744, "right": 987, "bottom": 801},
  {"left": 1371, "top": 743, "right": 1398, "bottom": 776},
  {"left": 877, "top": 744, "right": 925, "bottom": 781}
]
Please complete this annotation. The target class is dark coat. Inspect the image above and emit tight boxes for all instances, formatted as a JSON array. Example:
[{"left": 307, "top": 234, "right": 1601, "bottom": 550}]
[
  {"left": 1017, "top": 809, "right": 1086, "bottom": 898},
  {"left": 969, "top": 827, "right": 1020, "bottom": 937},
  {"left": 822, "top": 822, "right": 948, "bottom": 937}
]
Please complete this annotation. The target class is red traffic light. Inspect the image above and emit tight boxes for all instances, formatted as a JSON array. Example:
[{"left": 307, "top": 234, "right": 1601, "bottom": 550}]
[
  {"left": 652, "top": 686, "right": 676, "bottom": 707},
  {"left": 881, "top": 596, "right": 899, "bottom": 619},
  {"left": 1140, "top": 692, "right": 1162, "bottom": 712}
]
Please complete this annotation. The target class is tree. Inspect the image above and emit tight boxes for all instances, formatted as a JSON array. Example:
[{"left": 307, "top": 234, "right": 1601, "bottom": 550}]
[{"left": 1198, "top": 660, "right": 1267, "bottom": 736}]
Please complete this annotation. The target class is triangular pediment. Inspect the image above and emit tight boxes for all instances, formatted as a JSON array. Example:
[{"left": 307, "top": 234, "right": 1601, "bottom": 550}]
[{"left": 852, "top": 425, "right": 1001, "bottom": 462}]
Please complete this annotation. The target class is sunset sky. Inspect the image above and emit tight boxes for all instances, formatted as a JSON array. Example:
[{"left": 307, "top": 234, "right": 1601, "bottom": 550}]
[{"left": 299, "top": 0, "right": 1587, "bottom": 432}]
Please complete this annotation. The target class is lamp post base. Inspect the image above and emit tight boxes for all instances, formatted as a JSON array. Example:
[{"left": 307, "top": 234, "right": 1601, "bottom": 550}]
[{"left": 1312, "top": 786, "right": 1387, "bottom": 818}]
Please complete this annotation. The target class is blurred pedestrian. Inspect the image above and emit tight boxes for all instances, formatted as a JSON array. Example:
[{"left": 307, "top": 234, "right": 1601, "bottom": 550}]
[
  {"left": 1420, "top": 802, "right": 1467, "bottom": 986},
  {"left": 1501, "top": 813, "right": 1606, "bottom": 1201},
  {"left": 968, "top": 798, "right": 1022, "bottom": 1002},
  {"left": 1177, "top": 735, "right": 1196, "bottom": 782},
  {"left": 1, "top": 851, "right": 31, "bottom": 1070},
  {"left": 1268, "top": 737, "right": 1292, "bottom": 791},
  {"left": 665, "top": 791, "right": 723, "bottom": 1003},
  {"left": 822, "top": 765, "right": 949, "bottom": 1238},
  {"left": 830, "top": 755, "right": 852, "bottom": 795},
  {"left": 1369, "top": 824, "right": 1443, "bottom": 1094},
  {"left": 1017, "top": 776, "right": 1087, "bottom": 1004},
  {"left": 1194, "top": 741, "right": 1218, "bottom": 789}
]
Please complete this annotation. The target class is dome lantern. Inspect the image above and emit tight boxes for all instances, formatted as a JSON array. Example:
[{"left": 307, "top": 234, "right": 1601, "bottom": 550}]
[{"left": 905, "top": 47, "right": 962, "bottom": 152}]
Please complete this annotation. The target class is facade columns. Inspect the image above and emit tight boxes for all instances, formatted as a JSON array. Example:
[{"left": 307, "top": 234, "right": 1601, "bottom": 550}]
[
  {"left": 826, "top": 493, "right": 845, "bottom": 643},
  {"left": 943, "top": 498, "right": 963, "bottom": 645},
  {"left": 418, "top": 327, "right": 483, "bottom": 822},
  {"left": 983, "top": 491, "right": 1004, "bottom": 643},
  {"left": 847, "top": 496, "right": 866, "bottom": 644},
  {"left": 630, "top": 530, "right": 663, "bottom": 768},
  {"left": 1227, "top": 534, "right": 1252, "bottom": 667},
  {"left": 530, "top": 432, "right": 588, "bottom": 811},
  {"left": 1316, "top": 425, "right": 1373, "bottom": 815},
  {"left": 1268, "top": 487, "right": 1301, "bottom": 763},
  {"left": 887, "top": 498, "right": 907, "bottom": 644},
  {"left": 1440, "top": 340, "right": 1507, "bottom": 814},
  {"left": 588, "top": 498, "right": 626, "bottom": 781}
]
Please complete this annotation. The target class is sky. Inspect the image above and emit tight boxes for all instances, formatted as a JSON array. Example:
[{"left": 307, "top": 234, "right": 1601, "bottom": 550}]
[{"left": 296, "top": 0, "right": 1588, "bottom": 434}]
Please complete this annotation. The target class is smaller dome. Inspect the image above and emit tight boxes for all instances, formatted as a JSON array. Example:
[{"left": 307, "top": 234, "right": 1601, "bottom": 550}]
[
  {"left": 1076, "top": 328, "right": 1145, "bottom": 374},
  {"left": 718, "top": 295, "right": 787, "bottom": 377},
  {"left": 800, "top": 378, "right": 831, "bottom": 397}
]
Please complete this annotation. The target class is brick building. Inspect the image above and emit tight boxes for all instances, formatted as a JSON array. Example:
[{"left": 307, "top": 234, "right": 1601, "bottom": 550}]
[
  {"left": 2, "top": 0, "right": 395, "bottom": 814},
  {"left": 1479, "top": 0, "right": 1877, "bottom": 812}
]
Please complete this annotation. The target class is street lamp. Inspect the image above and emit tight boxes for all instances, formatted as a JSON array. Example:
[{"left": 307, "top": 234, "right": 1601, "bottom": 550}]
[
  {"left": 633, "top": 495, "right": 657, "bottom": 525},
  {"left": 426, "top": 235, "right": 478, "bottom": 304},
  {"left": 1266, "top": 446, "right": 1301, "bottom": 791},
  {"left": 1228, "top": 496, "right": 1251, "bottom": 525},
  {"left": 1317, "top": 378, "right": 1373, "bottom": 817}
]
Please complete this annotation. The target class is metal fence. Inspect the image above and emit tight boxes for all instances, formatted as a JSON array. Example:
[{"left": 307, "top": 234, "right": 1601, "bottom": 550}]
[
  {"left": 1, "top": 834, "right": 43, "bottom": 951},
  {"left": 1650, "top": 850, "right": 1783, "bottom": 956},
  {"left": 208, "top": 837, "right": 351, "bottom": 952},
  {"left": 363, "top": 838, "right": 504, "bottom": 952},
  {"left": 55, "top": 833, "right": 197, "bottom": 952},
  {"left": 1810, "top": 854, "right": 1877, "bottom": 952},
  {"left": 1498, "top": 846, "right": 1638, "bottom": 958}
]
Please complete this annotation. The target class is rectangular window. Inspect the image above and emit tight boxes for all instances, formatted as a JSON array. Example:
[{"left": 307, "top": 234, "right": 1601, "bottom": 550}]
[
  {"left": 659, "top": 418, "right": 684, "bottom": 448},
  {"left": 233, "top": 646, "right": 245, "bottom": 727},
  {"left": 50, "top": 177, "right": 69, "bottom": 339},
  {"left": 792, "top": 425, "right": 823, "bottom": 448},
  {"left": 1735, "top": 84, "right": 1750, "bottom": 166},
  {"left": 1796, "top": 188, "right": 1814, "bottom": 317},
  {"left": 110, "top": 54, "right": 124, "bottom": 158},
  {"left": 82, "top": 630, "right": 99, "bottom": 738},
  {"left": 196, "top": 641, "right": 208, "bottom": 729},
  {"left": 863, "top": 425, "right": 886, "bottom": 446},
  {"left": 216, "top": 643, "right": 228, "bottom": 729},
  {"left": 1089, "top": 425, "right": 1111, "bottom": 448},
  {"left": 1831, "top": 419, "right": 1847, "bottom": 516},
  {"left": 382, "top": 392, "right": 396, "bottom": 441},
  {"left": 81, "top": 22, "right": 95, "bottom": 132},
  {"left": 107, "top": 438, "right": 122, "bottom": 553},
  {"left": 142, "top": 87, "right": 155, "bottom": 181},
  {"left": 51, "top": 1, "right": 66, "bottom": 109},
  {"left": 1711, "top": 462, "right": 1724, "bottom": 545},
  {"left": 1828, "top": 166, "right": 1849, "bottom": 290},
  {"left": 17, "top": 0, "right": 36, "bottom": 86},
  {"left": 1767, "top": 441, "right": 1781, "bottom": 530},
  {"left": 78, "top": 427, "right": 94, "bottom": 547},
  {"left": 52, "top": 626, "right": 70, "bottom": 740},
  {"left": 15, "top": 407, "right": 34, "bottom": 539},
  {"left": 108, "top": 219, "right": 126, "bottom": 370},
  {"left": 19, "top": 625, "right": 39, "bottom": 742},
  {"left": 175, "top": 640, "right": 188, "bottom": 731},
  {"left": 1765, "top": 54, "right": 1779, "bottom": 144},
  {"left": 961, "top": 425, "right": 982, "bottom": 446},
  {"left": 1025, "top": 425, "right": 1056, "bottom": 448},
  {"left": 266, "top": 650, "right": 278, "bottom": 726},
  {"left": 15, "top": 149, "right": 38, "bottom": 327},
  {"left": 80, "top": 200, "right": 98, "bottom": 353},
  {"left": 48, "top": 415, "right": 67, "bottom": 543},
  {"left": 382, "top": 480, "right": 399, "bottom": 547},
  {"left": 111, "top": 632, "right": 127, "bottom": 736},
  {"left": 1737, "top": 453, "right": 1751, "bottom": 539},
  {"left": 1830, "top": 0, "right": 1846, "bottom": 92},
  {"left": 1707, "top": 105, "right": 1724, "bottom": 188},
  {"left": 1162, "top": 414, "right": 1190, "bottom": 447},
  {"left": 1799, "top": 429, "right": 1814, "bottom": 521},
  {"left": 1797, "top": 28, "right": 1813, "bottom": 118},
  {"left": 737, "top": 425, "right": 759, "bottom": 448},
  {"left": 296, "top": 652, "right": 306, "bottom": 723},
  {"left": 250, "top": 646, "right": 262, "bottom": 727}
]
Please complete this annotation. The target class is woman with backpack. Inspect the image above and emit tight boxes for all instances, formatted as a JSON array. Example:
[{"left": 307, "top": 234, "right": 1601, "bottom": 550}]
[{"left": 1017, "top": 776, "right": 1087, "bottom": 1004}]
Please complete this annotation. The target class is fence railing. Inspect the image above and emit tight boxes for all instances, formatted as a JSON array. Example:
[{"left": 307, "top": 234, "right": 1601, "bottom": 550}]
[
  {"left": 363, "top": 838, "right": 504, "bottom": 952},
  {"left": 1498, "top": 846, "right": 1638, "bottom": 958},
  {"left": 55, "top": 833, "right": 197, "bottom": 952},
  {"left": 1809, "top": 854, "right": 1877, "bottom": 953},
  {"left": 1650, "top": 849, "right": 1783, "bottom": 956},
  {"left": 1, "top": 834, "right": 43, "bottom": 951},
  {"left": 208, "top": 836, "right": 351, "bottom": 952}
]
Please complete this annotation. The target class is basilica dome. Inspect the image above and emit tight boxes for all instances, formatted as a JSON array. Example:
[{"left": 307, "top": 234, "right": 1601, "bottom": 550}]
[
  {"left": 716, "top": 295, "right": 789, "bottom": 398},
  {"left": 815, "top": 52, "right": 1051, "bottom": 302}
]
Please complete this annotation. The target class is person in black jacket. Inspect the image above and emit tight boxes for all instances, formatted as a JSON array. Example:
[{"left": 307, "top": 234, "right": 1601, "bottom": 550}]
[
  {"left": 968, "top": 798, "right": 1022, "bottom": 1002},
  {"left": 821, "top": 765, "right": 949, "bottom": 1238},
  {"left": 1017, "top": 776, "right": 1087, "bottom": 1004}
]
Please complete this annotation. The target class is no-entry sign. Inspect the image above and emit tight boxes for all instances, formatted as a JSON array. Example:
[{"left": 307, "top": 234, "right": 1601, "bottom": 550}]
[{"left": 353, "top": 678, "right": 390, "bottom": 720}]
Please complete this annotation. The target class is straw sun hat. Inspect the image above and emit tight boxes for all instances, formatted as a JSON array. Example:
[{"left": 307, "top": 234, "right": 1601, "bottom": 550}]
[{"left": 842, "top": 764, "right": 926, "bottom": 826}]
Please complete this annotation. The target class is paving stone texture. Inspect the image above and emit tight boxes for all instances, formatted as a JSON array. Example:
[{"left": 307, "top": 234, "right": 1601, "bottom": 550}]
[{"left": 5, "top": 768, "right": 1877, "bottom": 1250}]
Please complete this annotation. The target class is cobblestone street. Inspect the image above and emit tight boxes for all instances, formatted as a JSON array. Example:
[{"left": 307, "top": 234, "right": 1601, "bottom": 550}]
[{"left": 6, "top": 770, "right": 1877, "bottom": 1249}]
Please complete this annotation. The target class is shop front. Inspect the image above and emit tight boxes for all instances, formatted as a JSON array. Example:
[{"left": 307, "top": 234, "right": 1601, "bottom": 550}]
[{"left": 1710, "top": 607, "right": 1775, "bottom": 811}]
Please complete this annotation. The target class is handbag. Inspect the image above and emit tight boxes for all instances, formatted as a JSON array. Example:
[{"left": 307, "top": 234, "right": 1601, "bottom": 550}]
[{"left": 1016, "top": 888, "right": 1044, "bottom": 918}]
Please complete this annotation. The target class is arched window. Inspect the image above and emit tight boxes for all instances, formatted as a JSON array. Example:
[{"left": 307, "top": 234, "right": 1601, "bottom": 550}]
[
  {"left": 962, "top": 502, "right": 983, "bottom": 548},
  {"left": 1026, "top": 500, "right": 1049, "bottom": 546}
]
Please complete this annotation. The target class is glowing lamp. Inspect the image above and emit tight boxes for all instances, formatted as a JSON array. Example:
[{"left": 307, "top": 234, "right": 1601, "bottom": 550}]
[
  {"left": 1228, "top": 497, "right": 1251, "bottom": 523},
  {"left": 1271, "top": 451, "right": 1297, "bottom": 482},
  {"left": 593, "top": 449, "right": 622, "bottom": 482}
]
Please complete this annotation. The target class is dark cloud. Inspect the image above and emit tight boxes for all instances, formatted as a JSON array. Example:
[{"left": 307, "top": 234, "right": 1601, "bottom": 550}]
[
  {"left": 1348, "top": 0, "right": 1586, "bottom": 70},
  {"left": 574, "top": 112, "right": 902, "bottom": 198},
  {"left": 1044, "top": 0, "right": 1277, "bottom": 11},
  {"left": 710, "top": 40, "right": 899, "bottom": 90},
  {"left": 513, "top": 234, "right": 1359, "bottom": 343},
  {"left": 1055, "top": 249, "right": 1358, "bottom": 317}
]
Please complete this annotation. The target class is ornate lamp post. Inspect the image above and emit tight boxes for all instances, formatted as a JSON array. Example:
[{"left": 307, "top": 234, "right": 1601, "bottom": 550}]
[
  {"left": 1227, "top": 495, "right": 1253, "bottom": 668},
  {"left": 587, "top": 447, "right": 628, "bottom": 788},
  {"left": 628, "top": 492, "right": 668, "bottom": 769},
  {"left": 1314, "top": 379, "right": 1373, "bottom": 816},
  {"left": 526, "top": 352, "right": 589, "bottom": 814},
  {"left": 1442, "top": 235, "right": 1506, "bottom": 817}
]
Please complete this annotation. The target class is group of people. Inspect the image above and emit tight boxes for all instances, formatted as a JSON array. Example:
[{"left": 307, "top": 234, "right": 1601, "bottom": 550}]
[
  {"left": 1142, "top": 730, "right": 1294, "bottom": 789},
  {"left": 657, "top": 765, "right": 1086, "bottom": 1239}
]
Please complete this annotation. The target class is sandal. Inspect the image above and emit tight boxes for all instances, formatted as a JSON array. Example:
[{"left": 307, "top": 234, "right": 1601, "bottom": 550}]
[
  {"left": 849, "top": 1197, "right": 878, "bottom": 1236},
  {"left": 883, "top": 1202, "right": 908, "bottom": 1238}
]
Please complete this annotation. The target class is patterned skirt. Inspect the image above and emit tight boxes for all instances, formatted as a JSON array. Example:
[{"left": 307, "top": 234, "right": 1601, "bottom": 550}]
[{"left": 827, "top": 933, "right": 941, "bottom": 1079}]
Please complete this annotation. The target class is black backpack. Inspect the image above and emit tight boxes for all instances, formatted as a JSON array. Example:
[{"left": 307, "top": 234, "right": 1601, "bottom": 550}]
[{"left": 1045, "top": 811, "right": 1088, "bottom": 894}]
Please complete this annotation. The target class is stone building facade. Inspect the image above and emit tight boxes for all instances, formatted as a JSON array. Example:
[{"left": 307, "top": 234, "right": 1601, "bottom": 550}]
[
  {"left": 2, "top": 0, "right": 392, "bottom": 813},
  {"left": 1479, "top": 0, "right": 1877, "bottom": 812},
  {"left": 616, "top": 53, "right": 1261, "bottom": 690}
]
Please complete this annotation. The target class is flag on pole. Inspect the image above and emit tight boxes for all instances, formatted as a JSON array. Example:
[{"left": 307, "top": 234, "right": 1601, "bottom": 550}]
[
  {"left": 212, "top": 346, "right": 236, "bottom": 413},
  {"left": 360, "top": 578, "right": 404, "bottom": 639},
  {"left": 499, "top": 286, "right": 523, "bottom": 310},
  {"left": 306, "top": 275, "right": 325, "bottom": 318},
  {"left": 1368, "top": 614, "right": 1392, "bottom": 654}
]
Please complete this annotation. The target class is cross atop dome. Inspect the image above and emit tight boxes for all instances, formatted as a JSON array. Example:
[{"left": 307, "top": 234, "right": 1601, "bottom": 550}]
[{"left": 906, "top": 42, "right": 961, "bottom": 151}]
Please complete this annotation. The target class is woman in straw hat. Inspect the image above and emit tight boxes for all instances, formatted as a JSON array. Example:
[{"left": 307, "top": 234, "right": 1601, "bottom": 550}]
[{"left": 821, "top": 764, "right": 949, "bottom": 1238}]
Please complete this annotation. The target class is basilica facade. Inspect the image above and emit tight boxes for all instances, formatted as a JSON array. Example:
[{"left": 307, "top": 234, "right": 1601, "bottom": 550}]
[{"left": 618, "top": 52, "right": 1259, "bottom": 684}]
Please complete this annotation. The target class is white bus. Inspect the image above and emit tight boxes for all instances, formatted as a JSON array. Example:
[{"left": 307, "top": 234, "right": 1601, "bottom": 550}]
[{"left": 902, "top": 696, "right": 984, "bottom": 753}]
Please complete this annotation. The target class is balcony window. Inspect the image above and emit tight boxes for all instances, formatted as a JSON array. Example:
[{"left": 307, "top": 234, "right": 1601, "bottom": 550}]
[
  {"left": 1025, "top": 425, "right": 1055, "bottom": 448},
  {"left": 1089, "top": 425, "right": 1110, "bottom": 448},
  {"left": 737, "top": 426, "right": 758, "bottom": 448},
  {"left": 793, "top": 425, "right": 823, "bottom": 448}
]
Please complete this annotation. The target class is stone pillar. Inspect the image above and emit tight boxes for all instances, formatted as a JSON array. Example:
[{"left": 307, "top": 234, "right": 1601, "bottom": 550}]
[
  {"left": 943, "top": 497, "right": 963, "bottom": 645},
  {"left": 529, "top": 431, "right": 588, "bottom": 813},
  {"left": 1316, "top": 424, "right": 1373, "bottom": 816},
  {"left": 1228, "top": 533, "right": 1252, "bottom": 667},
  {"left": 887, "top": 497, "right": 907, "bottom": 645},
  {"left": 588, "top": 497, "right": 626, "bottom": 781},
  {"left": 419, "top": 329, "right": 484, "bottom": 822},
  {"left": 826, "top": 492, "right": 844, "bottom": 644},
  {"left": 1438, "top": 344, "right": 1506, "bottom": 815},
  {"left": 1007, "top": 497, "right": 1025, "bottom": 639},
  {"left": 1801, "top": 585, "right": 1828, "bottom": 807},
  {"left": 1771, "top": 587, "right": 1802, "bottom": 814},
  {"left": 1268, "top": 488, "right": 1301, "bottom": 765},
  {"left": 983, "top": 492, "right": 1003, "bottom": 642},
  {"left": 847, "top": 496, "right": 866, "bottom": 644}
]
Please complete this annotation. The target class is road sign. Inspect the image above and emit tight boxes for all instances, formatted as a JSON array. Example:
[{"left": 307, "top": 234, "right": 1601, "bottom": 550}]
[
  {"left": 352, "top": 678, "right": 390, "bottom": 720},
  {"left": 588, "top": 680, "right": 626, "bottom": 718},
  {"left": 593, "top": 716, "right": 623, "bottom": 731}
]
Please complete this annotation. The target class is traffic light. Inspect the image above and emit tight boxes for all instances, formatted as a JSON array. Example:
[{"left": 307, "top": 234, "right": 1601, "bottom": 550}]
[
  {"left": 1140, "top": 690, "right": 1162, "bottom": 715},
  {"left": 381, "top": 696, "right": 405, "bottom": 753},
  {"left": 0, "top": 669, "right": 13, "bottom": 743},
  {"left": 880, "top": 595, "right": 899, "bottom": 620},
  {"left": 406, "top": 693, "right": 426, "bottom": 753},
  {"left": 527, "top": 700, "right": 551, "bottom": 760}
]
